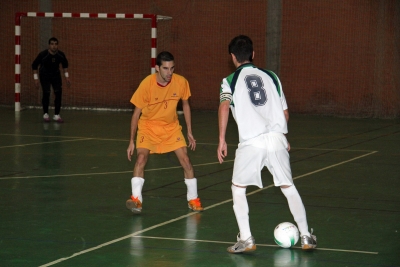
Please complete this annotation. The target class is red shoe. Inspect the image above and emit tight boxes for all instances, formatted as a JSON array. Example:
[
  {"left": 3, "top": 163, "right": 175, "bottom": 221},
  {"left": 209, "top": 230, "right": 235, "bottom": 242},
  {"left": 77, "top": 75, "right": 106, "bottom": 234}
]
[
  {"left": 188, "top": 198, "right": 204, "bottom": 212},
  {"left": 126, "top": 196, "right": 142, "bottom": 214}
]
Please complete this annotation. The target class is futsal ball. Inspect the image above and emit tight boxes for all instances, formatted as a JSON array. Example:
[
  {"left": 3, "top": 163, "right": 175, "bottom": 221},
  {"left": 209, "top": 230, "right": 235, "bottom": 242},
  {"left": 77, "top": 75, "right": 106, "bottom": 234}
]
[{"left": 274, "top": 222, "right": 299, "bottom": 248}]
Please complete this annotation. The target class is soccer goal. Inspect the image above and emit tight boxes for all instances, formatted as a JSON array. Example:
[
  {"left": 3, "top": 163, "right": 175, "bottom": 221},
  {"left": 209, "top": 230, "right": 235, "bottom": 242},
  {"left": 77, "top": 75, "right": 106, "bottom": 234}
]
[{"left": 15, "top": 12, "right": 172, "bottom": 112}]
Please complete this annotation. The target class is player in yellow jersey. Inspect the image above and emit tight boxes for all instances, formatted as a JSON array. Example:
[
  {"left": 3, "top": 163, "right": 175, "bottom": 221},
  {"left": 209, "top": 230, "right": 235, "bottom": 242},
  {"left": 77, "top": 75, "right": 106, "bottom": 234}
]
[{"left": 126, "top": 51, "right": 204, "bottom": 214}]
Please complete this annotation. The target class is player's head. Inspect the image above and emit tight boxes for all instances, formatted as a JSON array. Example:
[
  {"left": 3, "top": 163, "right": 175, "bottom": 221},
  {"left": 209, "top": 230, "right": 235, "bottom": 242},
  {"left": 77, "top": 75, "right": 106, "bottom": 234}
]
[
  {"left": 48, "top": 37, "right": 59, "bottom": 45},
  {"left": 155, "top": 51, "right": 175, "bottom": 84},
  {"left": 228, "top": 35, "right": 254, "bottom": 63},
  {"left": 156, "top": 51, "right": 174, "bottom": 66},
  {"left": 48, "top": 37, "right": 59, "bottom": 54}
]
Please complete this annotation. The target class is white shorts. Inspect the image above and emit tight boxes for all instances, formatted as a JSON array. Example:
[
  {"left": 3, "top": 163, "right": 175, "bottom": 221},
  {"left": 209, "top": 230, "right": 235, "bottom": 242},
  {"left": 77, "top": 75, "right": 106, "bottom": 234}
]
[{"left": 232, "top": 132, "right": 293, "bottom": 188}]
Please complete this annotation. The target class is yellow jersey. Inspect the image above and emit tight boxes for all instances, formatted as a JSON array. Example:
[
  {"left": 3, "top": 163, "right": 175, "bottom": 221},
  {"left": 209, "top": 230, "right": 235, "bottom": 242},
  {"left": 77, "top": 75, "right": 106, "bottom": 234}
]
[{"left": 130, "top": 73, "right": 191, "bottom": 125}]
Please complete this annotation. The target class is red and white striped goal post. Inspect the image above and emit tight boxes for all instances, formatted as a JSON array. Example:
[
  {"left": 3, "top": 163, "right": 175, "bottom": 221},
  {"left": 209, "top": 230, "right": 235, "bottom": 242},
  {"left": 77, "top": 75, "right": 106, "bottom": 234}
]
[{"left": 14, "top": 12, "right": 171, "bottom": 111}]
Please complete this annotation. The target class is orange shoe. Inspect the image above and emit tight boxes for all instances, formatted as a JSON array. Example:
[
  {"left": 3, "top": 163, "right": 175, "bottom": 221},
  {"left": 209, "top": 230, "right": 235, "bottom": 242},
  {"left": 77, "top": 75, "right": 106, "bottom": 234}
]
[
  {"left": 126, "top": 196, "right": 142, "bottom": 214},
  {"left": 188, "top": 198, "right": 204, "bottom": 212}
]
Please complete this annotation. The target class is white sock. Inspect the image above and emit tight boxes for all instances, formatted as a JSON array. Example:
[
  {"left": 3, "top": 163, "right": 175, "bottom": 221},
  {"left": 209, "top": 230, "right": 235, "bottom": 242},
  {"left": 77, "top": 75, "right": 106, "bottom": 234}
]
[
  {"left": 131, "top": 177, "right": 145, "bottom": 203},
  {"left": 184, "top": 178, "right": 198, "bottom": 201},
  {"left": 281, "top": 185, "right": 310, "bottom": 237},
  {"left": 232, "top": 185, "right": 252, "bottom": 241}
]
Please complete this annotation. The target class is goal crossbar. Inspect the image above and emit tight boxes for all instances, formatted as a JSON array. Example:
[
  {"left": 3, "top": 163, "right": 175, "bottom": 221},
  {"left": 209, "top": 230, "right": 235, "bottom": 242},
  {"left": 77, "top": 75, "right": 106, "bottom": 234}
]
[{"left": 14, "top": 12, "right": 172, "bottom": 111}]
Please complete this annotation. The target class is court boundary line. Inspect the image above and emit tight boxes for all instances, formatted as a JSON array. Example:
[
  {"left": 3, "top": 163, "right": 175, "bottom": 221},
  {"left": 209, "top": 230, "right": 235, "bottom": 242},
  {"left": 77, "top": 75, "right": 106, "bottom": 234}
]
[
  {"left": 132, "top": 235, "right": 378, "bottom": 255},
  {"left": 0, "top": 160, "right": 235, "bottom": 180},
  {"left": 0, "top": 134, "right": 378, "bottom": 152},
  {"left": 0, "top": 133, "right": 126, "bottom": 142},
  {"left": 0, "top": 147, "right": 377, "bottom": 180},
  {"left": 197, "top": 143, "right": 375, "bottom": 152},
  {"left": 38, "top": 150, "right": 378, "bottom": 267},
  {"left": 0, "top": 138, "right": 93, "bottom": 149}
]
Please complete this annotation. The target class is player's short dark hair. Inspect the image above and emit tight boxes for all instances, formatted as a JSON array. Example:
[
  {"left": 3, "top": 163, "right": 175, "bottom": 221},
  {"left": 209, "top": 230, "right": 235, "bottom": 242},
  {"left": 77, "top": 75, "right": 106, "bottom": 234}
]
[
  {"left": 228, "top": 35, "right": 253, "bottom": 63},
  {"left": 48, "top": 37, "right": 59, "bottom": 44},
  {"left": 156, "top": 51, "right": 174, "bottom": 66}
]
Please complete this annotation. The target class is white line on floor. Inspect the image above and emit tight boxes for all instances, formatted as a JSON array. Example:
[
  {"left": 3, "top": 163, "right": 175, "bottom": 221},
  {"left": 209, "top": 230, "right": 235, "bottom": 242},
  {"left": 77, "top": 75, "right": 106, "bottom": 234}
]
[{"left": 38, "top": 151, "right": 378, "bottom": 266}]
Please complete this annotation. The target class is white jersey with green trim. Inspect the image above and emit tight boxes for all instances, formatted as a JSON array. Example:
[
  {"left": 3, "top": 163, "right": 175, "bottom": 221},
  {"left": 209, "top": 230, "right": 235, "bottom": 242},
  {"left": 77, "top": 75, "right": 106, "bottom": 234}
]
[{"left": 220, "top": 63, "right": 288, "bottom": 143}]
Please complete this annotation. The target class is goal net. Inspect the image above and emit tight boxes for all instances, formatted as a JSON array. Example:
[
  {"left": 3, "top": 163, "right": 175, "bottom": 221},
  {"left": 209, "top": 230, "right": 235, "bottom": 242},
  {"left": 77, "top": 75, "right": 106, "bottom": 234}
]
[{"left": 15, "top": 12, "right": 172, "bottom": 111}]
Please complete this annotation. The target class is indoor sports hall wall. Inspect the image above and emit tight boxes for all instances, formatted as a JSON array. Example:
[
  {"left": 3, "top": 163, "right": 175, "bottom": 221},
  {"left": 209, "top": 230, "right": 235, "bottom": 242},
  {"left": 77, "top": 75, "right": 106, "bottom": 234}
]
[{"left": 0, "top": 0, "right": 399, "bottom": 118}]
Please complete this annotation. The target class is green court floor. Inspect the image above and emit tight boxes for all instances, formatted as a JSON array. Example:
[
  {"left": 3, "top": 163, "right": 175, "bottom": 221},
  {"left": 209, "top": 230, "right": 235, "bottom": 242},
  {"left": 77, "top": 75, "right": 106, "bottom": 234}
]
[{"left": 0, "top": 108, "right": 399, "bottom": 267}]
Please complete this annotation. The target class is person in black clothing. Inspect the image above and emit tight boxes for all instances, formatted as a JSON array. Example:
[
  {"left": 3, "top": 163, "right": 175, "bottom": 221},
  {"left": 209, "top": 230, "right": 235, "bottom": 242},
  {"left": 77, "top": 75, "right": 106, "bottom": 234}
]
[{"left": 32, "top": 37, "right": 70, "bottom": 122}]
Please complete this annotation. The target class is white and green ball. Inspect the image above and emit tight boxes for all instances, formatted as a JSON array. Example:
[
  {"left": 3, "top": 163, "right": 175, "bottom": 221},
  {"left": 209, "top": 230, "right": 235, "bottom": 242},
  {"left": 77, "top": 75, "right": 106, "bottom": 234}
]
[{"left": 274, "top": 222, "right": 299, "bottom": 248}]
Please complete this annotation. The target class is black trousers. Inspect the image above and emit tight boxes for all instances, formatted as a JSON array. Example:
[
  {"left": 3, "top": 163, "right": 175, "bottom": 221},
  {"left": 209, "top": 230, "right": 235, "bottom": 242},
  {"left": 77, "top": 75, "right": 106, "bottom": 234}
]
[{"left": 39, "top": 73, "right": 62, "bottom": 114}]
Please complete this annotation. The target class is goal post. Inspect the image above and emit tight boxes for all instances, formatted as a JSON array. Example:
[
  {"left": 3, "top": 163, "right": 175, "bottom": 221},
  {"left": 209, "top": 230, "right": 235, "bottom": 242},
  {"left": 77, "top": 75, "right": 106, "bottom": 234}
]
[{"left": 14, "top": 12, "right": 172, "bottom": 112}]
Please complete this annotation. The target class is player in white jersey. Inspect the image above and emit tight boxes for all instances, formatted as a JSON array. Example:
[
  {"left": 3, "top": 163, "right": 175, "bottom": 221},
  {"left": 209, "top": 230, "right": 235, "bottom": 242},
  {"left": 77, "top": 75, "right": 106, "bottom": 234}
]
[{"left": 218, "top": 35, "right": 317, "bottom": 253}]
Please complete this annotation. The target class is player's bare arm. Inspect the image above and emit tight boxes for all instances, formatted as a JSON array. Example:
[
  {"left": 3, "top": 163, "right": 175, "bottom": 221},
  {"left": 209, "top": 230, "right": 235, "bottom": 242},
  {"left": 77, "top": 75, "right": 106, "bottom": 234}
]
[
  {"left": 217, "top": 100, "right": 230, "bottom": 163},
  {"left": 284, "top": 109, "right": 289, "bottom": 122},
  {"left": 182, "top": 99, "right": 196, "bottom": 151},
  {"left": 127, "top": 107, "right": 142, "bottom": 161}
]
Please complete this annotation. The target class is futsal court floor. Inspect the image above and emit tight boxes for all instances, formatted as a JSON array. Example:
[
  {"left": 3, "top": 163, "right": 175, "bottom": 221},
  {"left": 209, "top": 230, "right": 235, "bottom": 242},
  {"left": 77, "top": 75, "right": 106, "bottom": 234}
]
[{"left": 0, "top": 107, "right": 399, "bottom": 267}]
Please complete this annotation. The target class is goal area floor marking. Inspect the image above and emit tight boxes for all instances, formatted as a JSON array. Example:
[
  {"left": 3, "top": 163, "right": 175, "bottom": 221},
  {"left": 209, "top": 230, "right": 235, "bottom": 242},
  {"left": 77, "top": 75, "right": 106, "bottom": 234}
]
[{"left": 38, "top": 151, "right": 378, "bottom": 267}]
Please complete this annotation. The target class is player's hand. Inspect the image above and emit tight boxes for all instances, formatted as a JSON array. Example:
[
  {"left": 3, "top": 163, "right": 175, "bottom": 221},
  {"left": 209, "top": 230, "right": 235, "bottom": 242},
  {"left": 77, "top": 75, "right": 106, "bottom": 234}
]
[
  {"left": 217, "top": 141, "right": 227, "bottom": 163},
  {"left": 127, "top": 142, "right": 135, "bottom": 161},
  {"left": 287, "top": 141, "right": 291, "bottom": 152},
  {"left": 66, "top": 78, "right": 71, "bottom": 88},
  {"left": 187, "top": 133, "right": 196, "bottom": 151}
]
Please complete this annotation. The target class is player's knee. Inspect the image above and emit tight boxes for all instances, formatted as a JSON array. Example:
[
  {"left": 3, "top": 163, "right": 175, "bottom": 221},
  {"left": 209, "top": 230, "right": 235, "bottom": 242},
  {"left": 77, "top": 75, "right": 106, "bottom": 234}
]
[
  {"left": 135, "top": 153, "right": 148, "bottom": 167},
  {"left": 231, "top": 184, "right": 247, "bottom": 201},
  {"left": 232, "top": 183, "right": 246, "bottom": 189},
  {"left": 180, "top": 155, "right": 192, "bottom": 169},
  {"left": 280, "top": 185, "right": 298, "bottom": 197}
]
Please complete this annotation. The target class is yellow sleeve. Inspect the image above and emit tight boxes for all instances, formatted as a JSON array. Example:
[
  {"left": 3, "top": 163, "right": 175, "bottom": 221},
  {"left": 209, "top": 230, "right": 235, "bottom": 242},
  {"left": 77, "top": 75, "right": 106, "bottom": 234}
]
[
  {"left": 130, "top": 75, "right": 152, "bottom": 109},
  {"left": 180, "top": 76, "right": 191, "bottom": 100}
]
